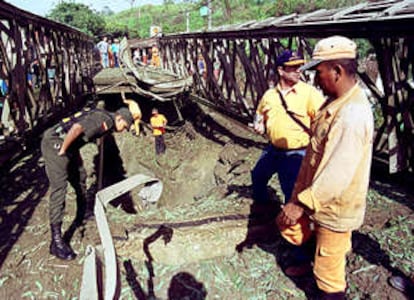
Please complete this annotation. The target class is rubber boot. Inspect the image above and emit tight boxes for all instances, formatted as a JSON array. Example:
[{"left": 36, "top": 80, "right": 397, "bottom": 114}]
[
  {"left": 50, "top": 223, "right": 76, "bottom": 260},
  {"left": 319, "top": 290, "right": 346, "bottom": 300},
  {"left": 249, "top": 202, "right": 278, "bottom": 224}
]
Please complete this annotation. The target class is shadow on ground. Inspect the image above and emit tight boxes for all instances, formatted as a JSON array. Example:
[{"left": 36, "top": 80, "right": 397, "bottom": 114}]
[
  {"left": 0, "top": 149, "right": 48, "bottom": 268},
  {"left": 370, "top": 160, "right": 414, "bottom": 211},
  {"left": 123, "top": 225, "right": 207, "bottom": 300}
]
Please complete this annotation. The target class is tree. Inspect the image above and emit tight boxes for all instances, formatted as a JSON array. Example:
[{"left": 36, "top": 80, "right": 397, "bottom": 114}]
[
  {"left": 47, "top": 1, "right": 106, "bottom": 37},
  {"left": 101, "top": 6, "right": 115, "bottom": 16},
  {"left": 223, "top": 0, "right": 232, "bottom": 20},
  {"left": 128, "top": 0, "right": 136, "bottom": 10}
]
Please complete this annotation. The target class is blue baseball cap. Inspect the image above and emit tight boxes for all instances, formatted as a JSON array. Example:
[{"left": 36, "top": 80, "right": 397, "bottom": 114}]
[{"left": 276, "top": 50, "right": 305, "bottom": 67}]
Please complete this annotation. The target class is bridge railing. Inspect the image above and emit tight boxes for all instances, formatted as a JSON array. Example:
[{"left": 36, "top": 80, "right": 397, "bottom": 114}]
[
  {"left": 159, "top": 0, "right": 414, "bottom": 173},
  {"left": 0, "top": 1, "right": 96, "bottom": 144}
]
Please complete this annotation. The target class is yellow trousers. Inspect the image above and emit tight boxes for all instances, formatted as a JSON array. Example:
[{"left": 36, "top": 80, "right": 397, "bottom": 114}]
[{"left": 278, "top": 216, "right": 352, "bottom": 293}]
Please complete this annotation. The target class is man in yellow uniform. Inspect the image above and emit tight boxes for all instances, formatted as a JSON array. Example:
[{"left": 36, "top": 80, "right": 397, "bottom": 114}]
[
  {"left": 277, "top": 36, "right": 374, "bottom": 299},
  {"left": 252, "top": 50, "right": 325, "bottom": 212},
  {"left": 121, "top": 91, "right": 142, "bottom": 136},
  {"left": 150, "top": 108, "right": 167, "bottom": 155},
  {"left": 150, "top": 46, "right": 161, "bottom": 68}
]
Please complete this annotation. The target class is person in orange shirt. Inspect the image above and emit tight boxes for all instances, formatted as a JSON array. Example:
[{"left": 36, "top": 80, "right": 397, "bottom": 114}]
[
  {"left": 107, "top": 39, "right": 114, "bottom": 68},
  {"left": 142, "top": 49, "right": 148, "bottom": 65},
  {"left": 150, "top": 108, "right": 167, "bottom": 155},
  {"left": 151, "top": 46, "right": 161, "bottom": 68},
  {"left": 276, "top": 36, "right": 374, "bottom": 299}
]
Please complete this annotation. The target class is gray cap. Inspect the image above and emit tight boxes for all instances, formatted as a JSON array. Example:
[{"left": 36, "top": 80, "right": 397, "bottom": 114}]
[{"left": 116, "top": 107, "right": 134, "bottom": 129}]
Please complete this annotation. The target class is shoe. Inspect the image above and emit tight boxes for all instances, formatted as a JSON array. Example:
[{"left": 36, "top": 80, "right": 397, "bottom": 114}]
[
  {"left": 388, "top": 275, "right": 414, "bottom": 295},
  {"left": 50, "top": 223, "right": 76, "bottom": 260},
  {"left": 284, "top": 263, "right": 312, "bottom": 277},
  {"left": 319, "top": 290, "right": 346, "bottom": 300},
  {"left": 250, "top": 202, "right": 278, "bottom": 221}
]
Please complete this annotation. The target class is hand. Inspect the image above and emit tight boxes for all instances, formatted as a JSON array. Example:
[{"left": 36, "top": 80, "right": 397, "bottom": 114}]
[
  {"left": 254, "top": 122, "right": 265, "bottom": 134},
  {"left": 253, "top": 114, "right": 265, "bottom": 134},
  {"left": 278, "top": 202, "right": 304, "bottom": 226},
  {"left": 58, "top": 148, "right": 66, "bottom": 156}
]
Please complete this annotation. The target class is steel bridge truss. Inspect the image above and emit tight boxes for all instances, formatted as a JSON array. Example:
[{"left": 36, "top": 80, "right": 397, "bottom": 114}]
[
  {"left": 159, "top": 0, "right": 414, "bottom": 173},
  {"left": 0, "top": 1, "right": 413, "bottom": 173},
  {"left": 0, "top": 1, "right": 96, "bottom": 141}
]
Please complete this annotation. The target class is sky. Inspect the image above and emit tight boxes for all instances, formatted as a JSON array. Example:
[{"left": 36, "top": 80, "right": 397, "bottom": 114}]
[{"left": 5, "top": 0, "right": 163, "bottom": 17}]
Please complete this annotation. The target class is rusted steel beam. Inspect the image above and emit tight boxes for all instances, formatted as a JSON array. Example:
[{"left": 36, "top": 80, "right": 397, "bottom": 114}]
[
  {"left": 159, "top": 2, "right": 414, "bottom": 173},
  {"left": 0, "top": 1, "right": 95, "bottom": 148},
  {"left": 0, "top": 1, "right": 90, "bottom": 39}
]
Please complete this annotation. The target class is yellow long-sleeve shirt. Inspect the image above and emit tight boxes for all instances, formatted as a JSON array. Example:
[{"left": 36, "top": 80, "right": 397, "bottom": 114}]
[
  {"left": 292, "top": 84, "right": 374, "bottom": 232},
  {"left": 257, "top": 81, "right": 325, "bottom": 149}
]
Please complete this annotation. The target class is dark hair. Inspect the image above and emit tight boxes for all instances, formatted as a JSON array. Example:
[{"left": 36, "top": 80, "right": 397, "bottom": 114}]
[
  {"left": 116, "top": 107, "right": 133, "bottom": 127},
  {"left": 327, "top": 59, "right": 358, "bottom": 76}
]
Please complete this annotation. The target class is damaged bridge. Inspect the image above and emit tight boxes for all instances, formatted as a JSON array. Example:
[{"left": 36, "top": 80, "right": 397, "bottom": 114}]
[{"left": 1, "top": 0, "right": 414, "bottom": 173}]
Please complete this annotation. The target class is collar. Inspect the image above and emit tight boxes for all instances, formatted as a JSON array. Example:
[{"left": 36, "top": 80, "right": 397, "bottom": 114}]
[
  {"left": 276, "top": 82, "right": 298, "bottom": 96},
  {"left": 326, "top": 83, "right": 360, "bottom": 116}
]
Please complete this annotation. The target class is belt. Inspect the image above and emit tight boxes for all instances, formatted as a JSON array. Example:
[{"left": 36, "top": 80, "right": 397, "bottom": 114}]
[{"left": 272, "top": 144, "right": 307, "bottom": 151}]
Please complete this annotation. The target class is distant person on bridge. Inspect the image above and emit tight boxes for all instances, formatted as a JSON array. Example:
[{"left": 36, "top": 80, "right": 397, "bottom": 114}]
[
  {"left": 150, "top": 108, "right": 167, "bottom": 155},
  {"left": 197, "top": 53, "right": 206, "bottom": 79},
  {"left": 142, "top": 49, "right": 148, "bottom": 65},
  {"left": 276, "top": 36, "right": 374, "bottom": 299},
  {"left": 133, "top": 48, "right": 141, "bottom": 65},
  {"left": 111, "top": 38, "right": 120, "bottom": 67},
  {"left": 107, "top": 39, "right": 114, "bottom": 68},
  {"left": 41, "top": 106, "right": 134, "bottom": 260},
  {"left": 96, "top": 36, "right": 109, "bottom": 68},
  {"left": 251, "top": 49, "right": 325, "bottom": 216},
  {"left": 150, "top": 45, "right": 161, "bottom": 68}
]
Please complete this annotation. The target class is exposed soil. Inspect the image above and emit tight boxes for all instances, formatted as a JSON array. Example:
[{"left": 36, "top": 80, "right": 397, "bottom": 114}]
[{"left": 0, "top": 102, "right": 413, "bottom": 300}]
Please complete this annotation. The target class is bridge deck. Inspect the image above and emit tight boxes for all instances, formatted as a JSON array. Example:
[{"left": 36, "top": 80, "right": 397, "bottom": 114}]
[{"left": 93, "top": 68, "right": 137, "bottom": 94}]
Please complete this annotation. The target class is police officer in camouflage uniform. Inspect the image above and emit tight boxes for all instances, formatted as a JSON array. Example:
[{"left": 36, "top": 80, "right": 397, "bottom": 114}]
[{"left": 41, "top": 107, "right": 133, "bottom": 260}]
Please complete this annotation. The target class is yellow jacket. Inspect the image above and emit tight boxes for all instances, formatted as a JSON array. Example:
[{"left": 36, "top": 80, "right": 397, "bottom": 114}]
[
  {"left": 151, "top": 55, "right": 160, "bottom": 67},
  {"left": 257, "top": 81, "right": 325, "bottom": 149},
  {"left": 123, "top": 99, "right": 142, "bottom": 136},
  {"left": 293, "top": 84, "right": 374, "bottom": 232}
]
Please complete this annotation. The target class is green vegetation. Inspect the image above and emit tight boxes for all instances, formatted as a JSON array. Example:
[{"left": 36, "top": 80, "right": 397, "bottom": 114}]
[
  {"left": 47, "top": 0, "right": 364, "bottom": 40},
  {"left": 47, "top": 2, "right": 106, "bottom": 37},
  {"left": 105, "top": 0, "right": 363, "bottom": 38}
]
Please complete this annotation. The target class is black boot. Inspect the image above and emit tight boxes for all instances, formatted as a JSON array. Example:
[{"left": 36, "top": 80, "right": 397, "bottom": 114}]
[
  {"left": 50, "top": 223, "right": 76, "bottom": 260},
  {"left": 319, "top": 290, "right": 346, "bottom": 300}
]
